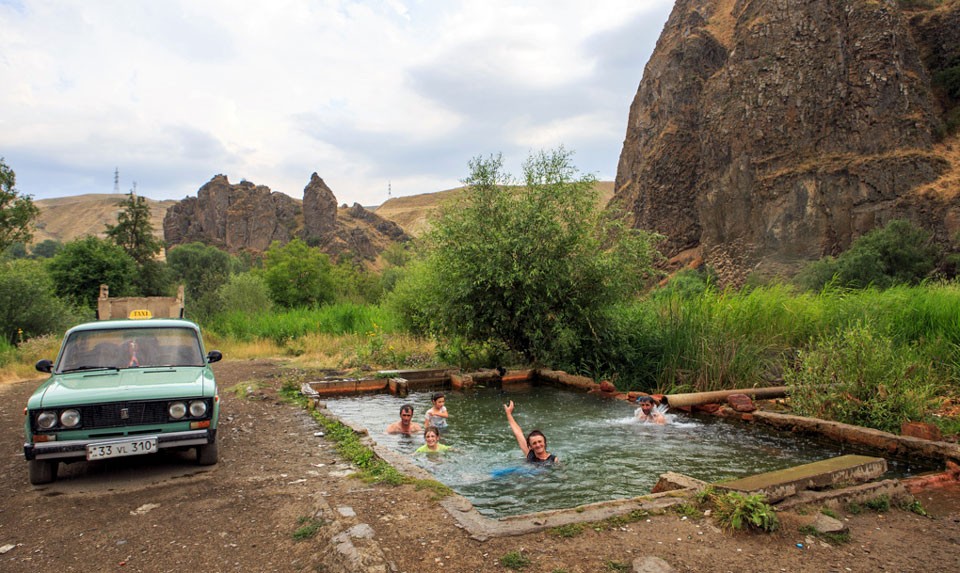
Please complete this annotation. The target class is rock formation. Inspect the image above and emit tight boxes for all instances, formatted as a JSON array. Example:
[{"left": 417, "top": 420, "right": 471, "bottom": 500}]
[
  {"left": 163, "top": 174, "right": 409, "bottom": 263},
  {"left": 613, "top": 0, "right": 960, "bottom": 284}
]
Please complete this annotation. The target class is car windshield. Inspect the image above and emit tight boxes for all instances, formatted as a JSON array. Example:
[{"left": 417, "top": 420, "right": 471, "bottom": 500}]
[{"left": 57, "top": 327, "right": 204, "bottom": 372}]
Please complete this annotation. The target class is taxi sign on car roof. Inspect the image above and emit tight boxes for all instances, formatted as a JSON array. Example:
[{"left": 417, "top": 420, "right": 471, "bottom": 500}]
[{"left": 128, "top": 309, "right": 153, "bottom": 319}]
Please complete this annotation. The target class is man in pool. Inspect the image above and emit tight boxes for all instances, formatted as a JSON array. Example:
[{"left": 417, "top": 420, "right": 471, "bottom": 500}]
[
  {"left": 635, "top": 395, "right": 668, "bottom": 425},
  {"left": 386, "top": 404, "right": 423, "bottom": 435},
  {"left": 504, "top": 400, "right": 558, "bottom": 464}
]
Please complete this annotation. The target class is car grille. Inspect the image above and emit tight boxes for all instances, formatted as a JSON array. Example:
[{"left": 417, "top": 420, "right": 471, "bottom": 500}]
[{"left": 31, "top": 399, "right": 211, "bottom": 432}]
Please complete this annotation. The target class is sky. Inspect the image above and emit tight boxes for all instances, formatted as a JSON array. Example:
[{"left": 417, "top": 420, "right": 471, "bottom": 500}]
[{"left": 1, "top": 0, "right": 674, "bottom": 207}]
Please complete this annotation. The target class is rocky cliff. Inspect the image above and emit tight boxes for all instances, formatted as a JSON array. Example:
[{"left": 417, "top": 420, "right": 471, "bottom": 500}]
[
  {"left": 163, "top": 174, "right": 409, "bottom": 263},
  {"left": 614, "top": 0, "right": 960, "bottom": 284}
]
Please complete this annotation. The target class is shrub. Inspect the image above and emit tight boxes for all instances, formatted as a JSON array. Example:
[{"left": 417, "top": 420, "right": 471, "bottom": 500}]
[
  {"left": 0, "top": 260, "right": 85, "bottom": 344},
  {"left": 217, "top": 272, "right": 272, "bottom": 315},
  {"left": 711, "top": 492, "right": 779, "bottom": 532},
  {"left": 785, "top": 320, "right": 945, "bottom": 433}
]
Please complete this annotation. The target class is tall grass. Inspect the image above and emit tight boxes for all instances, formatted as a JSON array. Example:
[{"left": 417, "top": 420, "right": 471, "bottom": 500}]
[{"left": 202, "top": 303, "right": 401, "bottom": 343}]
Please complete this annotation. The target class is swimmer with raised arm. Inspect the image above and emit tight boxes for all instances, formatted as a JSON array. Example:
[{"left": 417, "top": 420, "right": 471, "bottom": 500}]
[
  {"left": 504, "top": 400, "right": 557, "bottom": 464},
  {"left": 424, "top": 392, "right": 448, "bottom": 431}
]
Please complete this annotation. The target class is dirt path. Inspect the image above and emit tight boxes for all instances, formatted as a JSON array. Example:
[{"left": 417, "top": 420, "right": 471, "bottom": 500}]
[{"left": 2, "top": 360, "right": 959, "bottom": 572}]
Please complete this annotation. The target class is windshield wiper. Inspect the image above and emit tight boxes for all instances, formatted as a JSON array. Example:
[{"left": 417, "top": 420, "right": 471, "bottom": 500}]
[{"left": 60, "top": 366, "right": 120, "bottom": 373}]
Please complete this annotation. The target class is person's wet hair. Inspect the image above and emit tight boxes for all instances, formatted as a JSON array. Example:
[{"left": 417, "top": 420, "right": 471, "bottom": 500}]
[
  {"left": 637, "top": 396, "right": 654, "bottom": 404},
  {"left": 400, "top": 404, "right": 414, "bottom": 415},
  {"left": 423, "top": 426, "right": 440, "bottom": 439},
  {"left": 430, "top": 392, "right": 444, "bottom": 403}
]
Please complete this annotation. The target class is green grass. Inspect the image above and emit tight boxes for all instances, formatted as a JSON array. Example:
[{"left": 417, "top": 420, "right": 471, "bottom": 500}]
[
  {"left": 500, "top": 550, "right": 530, "bottom": 570},
  {"left": 292, "top": 516, "right": 324, "bottom": 540}
]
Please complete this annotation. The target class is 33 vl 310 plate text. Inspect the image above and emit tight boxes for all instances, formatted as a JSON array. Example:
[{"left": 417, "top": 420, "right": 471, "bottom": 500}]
[{"left": 86, "top": 437, "right": 158, "bottom": 460}]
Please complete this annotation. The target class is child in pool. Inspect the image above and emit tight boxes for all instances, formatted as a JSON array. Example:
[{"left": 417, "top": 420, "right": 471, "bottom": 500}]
[
  {"left": 424, "top": 392, "right": 448, "bottom": 431},
  {"left": 414, "top": 426, "right": 450, "bottom": 454}
]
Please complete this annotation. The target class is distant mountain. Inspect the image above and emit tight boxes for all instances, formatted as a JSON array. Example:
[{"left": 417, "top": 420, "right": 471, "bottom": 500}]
[{"left": 32, "top": 194, "right": 177, "bottom": 245}]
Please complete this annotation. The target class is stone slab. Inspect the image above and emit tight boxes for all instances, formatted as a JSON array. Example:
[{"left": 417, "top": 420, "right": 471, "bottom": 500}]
[{"left": 715, "top": 454, "right": 887, "bottom": 503}]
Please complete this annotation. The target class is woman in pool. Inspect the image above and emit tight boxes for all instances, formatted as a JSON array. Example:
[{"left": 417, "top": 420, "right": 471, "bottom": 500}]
[
  {"left": 414, "top": 426, "right": 450, "bottom": 454},
  {"left": 504, "top": 400, "right": 557, "bottom": 464}
]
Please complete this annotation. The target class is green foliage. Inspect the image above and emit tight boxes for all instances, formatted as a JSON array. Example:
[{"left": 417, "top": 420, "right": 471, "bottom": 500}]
[
  {"left": 865, "top": 495, "right": 891, "bottom": 513},
  {"left": 105, "top": 192, "right": 163, "bottom": 264},
  {"left": 785, "top": 320, "right": 944, "bottom": 433},
  {"left": 206, "top": 303, "right": 396, "bottom": 343},
  {"left": 499, "top": 550, "right": 530, "bottom": 570},
  {"left": 711, "top": 492, "right": 779, "bottom": 532},
  {"left": 549, "top": 523, "right": 585, "bottom": 538},
  {"left": 217, "top": 272, "right": 272, "bottom": 315},
  {"left": 393, "top": 147, "right": 661, "bottom": 366},
  {"left": 0, "top": 158, "right": 40, "bottom": 253},
  {"left": 900, "top": 498, "right": 928, "bottom": 516},
  {"left": 604, "top": 562, "right": 630, "bottom": 572},
  {"left": 167, "top": 242, "right": 236, "bottom": 305},
  {"left": 330, "top": 258, "right": 382, "bottom": 304},
  {"left": 292, "top": 516, "right": 324, "bottom": 540},
  {"left": 0, "top": 260, "right": 85, "bottom": 344},
  {"left": 262, "top": 239, "right": 335, "bottom": 308},
  {"left": 798, "top": 524, "right": 851, "bottom": 544},
  {"left": 31, "top": 239, "right": 63, "bottom": 259},
  {"left": 795, "top": 220, "right": 939, "bottom": 291},
  {"left": 933, "top": 64, "right": 960, "bottom": 101},
  {"left": 672, "top": 503, "right": 701, "bottom": 519},
  {"left": 651, "top": 267, "right": 715, "bottom": 301},
  {"left": 2, "top": 241, "right": 28, "bottom": 260},
  {"left": 48, "top": 236, "right": 138, "bottom": 308}
]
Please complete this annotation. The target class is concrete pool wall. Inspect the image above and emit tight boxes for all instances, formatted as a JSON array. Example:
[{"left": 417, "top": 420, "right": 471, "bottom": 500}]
[{"left": 301, "top": 368, "right": 960, "bottom": 539}]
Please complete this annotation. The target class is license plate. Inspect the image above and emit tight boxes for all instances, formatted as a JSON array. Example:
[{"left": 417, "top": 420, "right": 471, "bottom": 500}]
[{"left": 86, "top": 437, "right": 158, "bottom": 460}]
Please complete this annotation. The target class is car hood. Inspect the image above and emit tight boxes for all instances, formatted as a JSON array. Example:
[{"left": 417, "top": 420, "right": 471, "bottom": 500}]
[{"left": 30, "top": 367, "right": 215, "bottom": 408}]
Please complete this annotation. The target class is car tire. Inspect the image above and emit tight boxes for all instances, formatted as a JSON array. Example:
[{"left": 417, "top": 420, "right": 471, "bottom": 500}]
[
  {"left": 29, "top": 459, "right": 58, "bottom": 485},
  {"left": 196, "top": 440, "right": 219, "bottom": 466}
]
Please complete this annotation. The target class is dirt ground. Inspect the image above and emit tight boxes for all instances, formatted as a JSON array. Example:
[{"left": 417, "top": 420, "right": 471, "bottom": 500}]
[{"left": 2, "top": 359, "right": 959, "bottom": 573}]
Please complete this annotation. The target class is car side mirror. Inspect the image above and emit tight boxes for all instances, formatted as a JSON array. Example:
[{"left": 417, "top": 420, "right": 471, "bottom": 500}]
[
  {"left": 206, "top": 350, "right": 223, "bottom": 364},
  {"left": 35, "top": 359, "right": 53, "bottom": 373}
]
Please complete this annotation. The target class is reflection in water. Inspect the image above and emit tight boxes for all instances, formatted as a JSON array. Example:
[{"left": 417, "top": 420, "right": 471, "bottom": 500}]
[{"left": 325, "top": 386, "right": 918, "bottom": 517}]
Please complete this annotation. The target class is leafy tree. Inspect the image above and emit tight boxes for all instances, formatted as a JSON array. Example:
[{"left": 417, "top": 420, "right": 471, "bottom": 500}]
[
  {"left": 105, "top": 191, "right": 169, "bottom": 295},
  {"left": 796, "top": 219, "right": 939, "bottom": 290},
  {"left": 105, "top": 191, "right": 163, "bottom": 264},
  {"left": 216, "top": 272, "right": 272, "bottom": 314},
  {"left": 0, "top": 158, "right": 40, "bottom": 253},
  {"left": 2, "top": 242, "right": 28, "bottom": 261},
  {"left": 262, "top": 239, "right": 335, "bottom": 308},
  {"left": 0, "top": 260, "right": 86, "bottom": 344},
  {"left": 167, "top": 242, "right": 235, "bottom": 300},
  {"left": 31, "top": 239, "right": 63, "bottom": 259},
  {"left": 48, "top": 236, "right": 138, "bottom": 309},
  {"left": 392, "top": 147, "right": 662, "bottom": 365}
]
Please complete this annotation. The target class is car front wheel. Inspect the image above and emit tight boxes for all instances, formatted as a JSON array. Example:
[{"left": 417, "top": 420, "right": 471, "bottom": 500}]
[
  {"left": 29, "top": 459, "right": 58, "bottom": 485},
  {"left": 196, "top": 440, "right": 219, "bottom": 465}
]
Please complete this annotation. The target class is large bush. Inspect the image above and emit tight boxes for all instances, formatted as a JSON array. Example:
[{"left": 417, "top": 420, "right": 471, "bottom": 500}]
[
  {"left": 795, "top": 220, "right": 939, "bottom": 290},
  {"left": 262, "top": 239, "right": 335, "bottom": 308},
  {"left": 388, "top": 148, "right": 661, "bottom": 366},
  {"left": 48, "top": 236, "right": 138, "bottom": 308},
  {"left": 0, "top": 260, "right": 85, "bottom": 344}
]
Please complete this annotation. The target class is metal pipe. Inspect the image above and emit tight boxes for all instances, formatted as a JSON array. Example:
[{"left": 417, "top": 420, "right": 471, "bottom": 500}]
[{"left": 663, "top": 386, "right": 788, "bottom": 408}]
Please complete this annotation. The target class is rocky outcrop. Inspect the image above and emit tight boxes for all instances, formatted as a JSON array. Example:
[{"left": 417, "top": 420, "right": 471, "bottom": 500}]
[
  {"left": 614, "top": 0, "right": 960, "bottom": 284},
  {"left": 163, "top": 175, "right": 299, "bottom": 253},
  {"left": 164, "top": 174, "right": 410, "bottom": 263}
]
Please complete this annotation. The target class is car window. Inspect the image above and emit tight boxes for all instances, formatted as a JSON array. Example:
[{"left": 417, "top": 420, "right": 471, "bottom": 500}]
[{"left": 58, "top": 327, "right": 204, "bottom": 372}]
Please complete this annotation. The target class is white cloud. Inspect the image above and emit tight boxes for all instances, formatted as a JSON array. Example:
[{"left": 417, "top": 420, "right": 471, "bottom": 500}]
[{"left": 0, "top": 0, "right": 673, "bottom": 206}]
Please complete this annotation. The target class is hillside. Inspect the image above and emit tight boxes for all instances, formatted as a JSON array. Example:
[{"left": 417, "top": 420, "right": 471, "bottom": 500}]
[
  {"left": 374, "top": 181, "right": 616, "bottom": 237},
  {"left": 32, "top": 194, "right": 176, "bottom": 245}
]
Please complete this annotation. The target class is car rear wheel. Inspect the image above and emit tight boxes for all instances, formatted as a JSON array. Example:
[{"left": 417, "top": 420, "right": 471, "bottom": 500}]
[
  {"left": 29, "top": 459, "right": 58, "bottom": 485},
  {"left": 196, "top": 440, "right": 219, "bottom": 465}
]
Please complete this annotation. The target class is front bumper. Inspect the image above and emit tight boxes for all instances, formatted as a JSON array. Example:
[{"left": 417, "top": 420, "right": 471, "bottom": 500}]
[{"left": 24, "top": 429, "right": 216, "bottom": 461}]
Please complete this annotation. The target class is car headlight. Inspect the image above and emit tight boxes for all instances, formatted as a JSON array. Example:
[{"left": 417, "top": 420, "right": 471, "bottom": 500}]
[
  {"left": 168, "top": 402, "right": 187, "bottom": 419},
  {"left": 37, "top": 411, "right": 58, "bottom": 430},
  {"left": 60, "top": 409, "right": 81, "bottom": 428},
  {"left": 189, "top": 400, "right": 207, "bottom": 417}
]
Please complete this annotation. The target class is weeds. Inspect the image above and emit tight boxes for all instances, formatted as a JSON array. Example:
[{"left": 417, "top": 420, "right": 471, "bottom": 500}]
[
  {"left": 710, "top": 492, "right": 779, "bottom": 532},
  {"left": 604, "top": 561, "right": 630, "bottom": 572},
  {"left": 549, "top": 523, "right": 585, "bottom": 538},
  {"left": 798, "top": 524, "right": 850, "bottom": 545},
  {"left": 500, "top": 550, "right": 530, "bottom": 570},
  {"left": 900, "top": 499, "right": 928, "bottom": 516},
  {"left": 672, "top": 503, "right": 701, "bottom": 519},
  {"left": 292, "top": 516, "right": 324, "bottom": 540},
  {"left": 865, "top": 495, "right": 891, "bottom": 513}
]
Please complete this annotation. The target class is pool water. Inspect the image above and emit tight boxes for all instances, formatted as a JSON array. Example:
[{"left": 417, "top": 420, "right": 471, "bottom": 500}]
[{"left": 324, "top": 385, "right": 923, "bottom": 517}]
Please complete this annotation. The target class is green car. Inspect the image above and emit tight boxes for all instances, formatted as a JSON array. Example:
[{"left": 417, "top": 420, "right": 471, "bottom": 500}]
[{"left": 24, "top": 316, "right": 222, "bottom": 485}]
